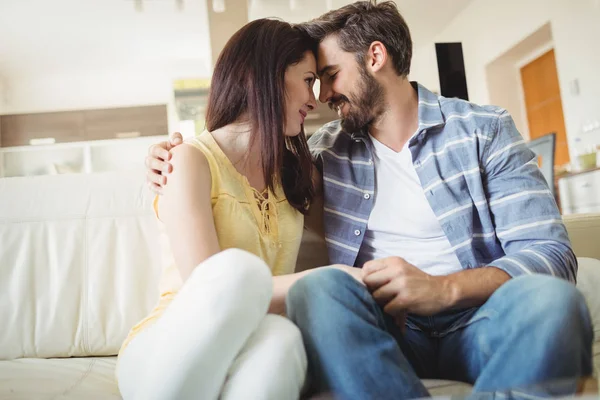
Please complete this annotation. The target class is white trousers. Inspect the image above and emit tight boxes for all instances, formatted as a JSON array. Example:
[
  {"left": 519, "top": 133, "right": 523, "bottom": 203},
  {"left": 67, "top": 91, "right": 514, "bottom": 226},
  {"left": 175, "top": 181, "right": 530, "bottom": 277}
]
[{"left": 117, "top": 249, "right": 307, "bottom": 400}]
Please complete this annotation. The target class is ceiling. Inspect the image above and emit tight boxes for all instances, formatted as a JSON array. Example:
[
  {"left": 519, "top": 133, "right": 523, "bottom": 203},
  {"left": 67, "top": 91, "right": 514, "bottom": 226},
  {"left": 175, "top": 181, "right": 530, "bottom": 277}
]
[
  {"left": 249, "top": 0, "right": 475, "bottom": 47},
  {"left": 0, "top": 0, "right": 474, "bottom": 81},
  {"left": 0, "top": 0, "right": 212, "bottom": 79}
]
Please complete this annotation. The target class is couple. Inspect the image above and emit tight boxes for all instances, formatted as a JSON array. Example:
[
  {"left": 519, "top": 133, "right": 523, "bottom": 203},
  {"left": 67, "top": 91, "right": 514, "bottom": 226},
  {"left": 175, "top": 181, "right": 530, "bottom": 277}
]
[{"left": 119, "top": 2, "right": 594, "bottom": 399}]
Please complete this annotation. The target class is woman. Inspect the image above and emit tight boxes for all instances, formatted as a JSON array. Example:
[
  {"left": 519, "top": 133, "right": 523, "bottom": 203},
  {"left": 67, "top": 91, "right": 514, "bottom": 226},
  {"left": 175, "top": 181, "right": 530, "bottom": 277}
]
[{"left": 118, "top": 19, "right": 360, "bottom": 400}]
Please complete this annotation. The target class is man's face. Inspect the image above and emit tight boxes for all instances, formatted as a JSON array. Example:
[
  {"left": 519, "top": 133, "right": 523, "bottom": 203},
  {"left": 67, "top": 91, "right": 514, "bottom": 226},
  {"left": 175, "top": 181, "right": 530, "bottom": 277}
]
[{"left": 317, "top": 35, "right": 385, "bottom": 133}]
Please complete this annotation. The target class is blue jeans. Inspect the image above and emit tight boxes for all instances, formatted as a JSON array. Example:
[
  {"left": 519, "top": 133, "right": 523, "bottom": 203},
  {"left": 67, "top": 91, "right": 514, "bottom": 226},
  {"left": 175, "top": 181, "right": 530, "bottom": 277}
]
[{"left": 286, "top": 269, "right": 594, "bottom": 400}]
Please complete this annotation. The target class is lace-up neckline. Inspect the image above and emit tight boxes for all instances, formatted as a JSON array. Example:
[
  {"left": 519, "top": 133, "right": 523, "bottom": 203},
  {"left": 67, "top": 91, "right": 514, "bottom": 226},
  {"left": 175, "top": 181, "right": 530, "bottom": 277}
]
[{"left": 204, "top": 132, "right": 281, "bottom": 246}]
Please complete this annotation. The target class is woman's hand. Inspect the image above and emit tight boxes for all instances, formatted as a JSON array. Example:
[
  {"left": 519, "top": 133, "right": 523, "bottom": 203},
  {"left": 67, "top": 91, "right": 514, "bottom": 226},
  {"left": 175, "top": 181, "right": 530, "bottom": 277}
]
[{"left": 330, "top": 264, "right": 365, "bottom": 285}]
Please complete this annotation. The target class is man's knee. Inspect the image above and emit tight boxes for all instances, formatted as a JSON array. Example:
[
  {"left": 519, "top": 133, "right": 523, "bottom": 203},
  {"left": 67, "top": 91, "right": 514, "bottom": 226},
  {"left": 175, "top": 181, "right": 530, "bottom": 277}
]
[
  {"left": 509, "top": 275, "right": 586, "bottom": 311},
  {"left": 286, "top": 268, "right": 376, "bottom": 337},
  {"left": 502, "top": 275, "right": 592, "bottom": 336},
  {"left": 286, "top": 268, "right": 362, "bottom": 315}
]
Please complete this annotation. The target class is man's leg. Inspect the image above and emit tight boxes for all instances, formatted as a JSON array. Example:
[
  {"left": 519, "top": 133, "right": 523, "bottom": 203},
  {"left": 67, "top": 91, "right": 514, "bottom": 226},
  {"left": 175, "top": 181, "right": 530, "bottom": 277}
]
[
  {"left": 286, "top": 268, "right": 432, "bottom": 400},
  {"left": 437, "top": 275, "right": 594, "bottom": 394}
]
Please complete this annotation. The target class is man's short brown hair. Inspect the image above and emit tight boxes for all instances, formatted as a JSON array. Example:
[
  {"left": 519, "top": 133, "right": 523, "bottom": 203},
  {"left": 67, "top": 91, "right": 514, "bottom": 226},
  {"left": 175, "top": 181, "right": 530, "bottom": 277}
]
[{"left": 297, "top": 1, "right": 412, "bottom": 77}]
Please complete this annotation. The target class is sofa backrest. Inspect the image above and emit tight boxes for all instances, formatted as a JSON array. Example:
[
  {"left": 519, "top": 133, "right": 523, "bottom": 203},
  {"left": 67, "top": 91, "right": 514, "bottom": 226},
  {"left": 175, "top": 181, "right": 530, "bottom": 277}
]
[
  {"left": 0, "top": 171, "right": 163, "bottom": 359},
  {"left": 1, "top": 171, "right": 599, "bottom": 362},
  {"left": 562, "top": 213, "right": 600, "bottom": 261}
]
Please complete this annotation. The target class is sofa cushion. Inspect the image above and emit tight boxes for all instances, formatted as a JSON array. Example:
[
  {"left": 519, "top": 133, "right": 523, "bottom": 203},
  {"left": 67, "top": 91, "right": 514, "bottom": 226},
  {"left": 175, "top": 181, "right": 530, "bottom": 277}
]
[
  {"left": 423, "top": 379, "right": 473, "bottom": 396},
  {"left": 595, "top": 342, "right": 600, "bottom": 376},
  {"left": 576, "top": 258, "right": 600, "bottom": 375},
  {"left": 576, "top": 258, "right": 600, "bottom": 343},
  {"left": 0, "top": 357, "right": 475, "bottom": 400},
  {"left": 0, "top": 357, "right": 121, "bottom": 399},
  {"left": 0, "top": 171, "right": 164, "bottom": 359},
  {"left": 0, "top": 356, "right": 597, "bottom": 400}
]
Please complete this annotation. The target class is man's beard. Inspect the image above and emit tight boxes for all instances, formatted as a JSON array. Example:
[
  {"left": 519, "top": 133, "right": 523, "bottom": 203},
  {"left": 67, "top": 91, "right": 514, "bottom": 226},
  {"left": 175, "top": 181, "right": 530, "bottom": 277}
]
[{"left": 330, "top": 66, "right": 385, "bottom": 133}]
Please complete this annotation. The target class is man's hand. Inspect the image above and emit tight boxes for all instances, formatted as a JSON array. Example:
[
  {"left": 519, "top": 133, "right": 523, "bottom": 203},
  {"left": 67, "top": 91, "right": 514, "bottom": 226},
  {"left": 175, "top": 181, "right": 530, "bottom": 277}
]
[
  {"left": 146, "top": 132, "right": 184, "bottom": 194},
  {"left": 362, "top": 257, "right": 456, "bottom": 319}
]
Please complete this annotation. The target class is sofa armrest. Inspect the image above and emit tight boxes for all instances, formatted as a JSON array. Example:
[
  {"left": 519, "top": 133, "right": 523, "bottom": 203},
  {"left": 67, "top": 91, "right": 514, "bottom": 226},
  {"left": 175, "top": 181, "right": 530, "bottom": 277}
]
[
  {"left": 563, "top": 213, "right": 600, "bottom": 260},
  {"left": 575, "top": 258, "right": 600, "bottom": 377}
]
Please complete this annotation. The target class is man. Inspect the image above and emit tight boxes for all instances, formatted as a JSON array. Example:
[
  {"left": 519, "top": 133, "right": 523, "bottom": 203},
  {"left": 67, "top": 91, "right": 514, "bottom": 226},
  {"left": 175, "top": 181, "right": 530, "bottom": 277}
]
[{"left": 145, "top": 2, "right": 593, "bottom": 399}]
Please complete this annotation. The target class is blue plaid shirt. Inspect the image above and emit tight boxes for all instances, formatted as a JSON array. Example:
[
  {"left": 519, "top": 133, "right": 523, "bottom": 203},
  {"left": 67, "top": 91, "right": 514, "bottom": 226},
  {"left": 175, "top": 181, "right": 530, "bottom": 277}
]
[{"left": 308, "top": 83, "right": 576, "bottom": 282}]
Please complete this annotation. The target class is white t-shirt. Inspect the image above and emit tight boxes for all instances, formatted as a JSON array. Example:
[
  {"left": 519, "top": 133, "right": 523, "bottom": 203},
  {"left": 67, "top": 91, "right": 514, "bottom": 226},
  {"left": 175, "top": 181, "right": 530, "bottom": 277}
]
[{"left": 355, "top": 133, "right": 463, "bottom": 276}]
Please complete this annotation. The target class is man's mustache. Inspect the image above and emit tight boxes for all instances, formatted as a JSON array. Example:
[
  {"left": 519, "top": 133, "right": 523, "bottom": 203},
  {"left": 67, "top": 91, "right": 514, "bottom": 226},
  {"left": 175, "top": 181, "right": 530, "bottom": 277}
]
[{"left": 328, "top": 95, "right": 350, "bottom": 111}]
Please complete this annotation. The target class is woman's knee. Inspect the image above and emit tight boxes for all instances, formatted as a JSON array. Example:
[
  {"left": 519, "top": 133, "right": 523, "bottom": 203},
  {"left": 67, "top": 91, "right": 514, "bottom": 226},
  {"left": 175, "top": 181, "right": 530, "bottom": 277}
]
[
  {"left": 256, "top": 314, "right": 307, "bottom": 381},
  {"left": 220, "top": 316, "right": 306, "bottom": 400},
  {"left": 186, "top": 248, "right": 273, "bottom": 306},
  {"left": 258, "top": 315, "right": 307, "bottom": 369},
  {"left": 262, "top": 316, "right": 307, "bottom": 397}
]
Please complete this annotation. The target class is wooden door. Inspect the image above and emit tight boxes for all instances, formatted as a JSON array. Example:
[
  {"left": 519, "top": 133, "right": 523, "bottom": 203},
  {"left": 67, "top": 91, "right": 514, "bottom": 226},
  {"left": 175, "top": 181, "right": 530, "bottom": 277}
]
[{"left": 520, "top": 49, "right": 569, "bottom": 167}]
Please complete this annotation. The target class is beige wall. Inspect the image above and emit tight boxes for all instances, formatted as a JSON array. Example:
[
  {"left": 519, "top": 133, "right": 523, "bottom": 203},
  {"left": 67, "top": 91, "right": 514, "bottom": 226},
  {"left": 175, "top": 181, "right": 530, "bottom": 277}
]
[
  {"left": 207, "top": 0, "right": 249, "bottom": 67},
  {"left": 0, "top": 78, "right": 4, "bottom": 115},
  {"left": 410, "top": 0, "right": 600, "bottom": 158},
  {"left": 484, "top": 24, "right": 554, "bottom": 140},
  {"left": 0, "top": 1, "right": 212, "bottom": 117}
]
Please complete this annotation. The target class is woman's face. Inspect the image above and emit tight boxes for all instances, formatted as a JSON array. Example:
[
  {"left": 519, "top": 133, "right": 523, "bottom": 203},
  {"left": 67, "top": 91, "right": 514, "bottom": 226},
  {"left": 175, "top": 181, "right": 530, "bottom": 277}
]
[{"left": 284, "top": 51, "right": 318, "bottom": 137}]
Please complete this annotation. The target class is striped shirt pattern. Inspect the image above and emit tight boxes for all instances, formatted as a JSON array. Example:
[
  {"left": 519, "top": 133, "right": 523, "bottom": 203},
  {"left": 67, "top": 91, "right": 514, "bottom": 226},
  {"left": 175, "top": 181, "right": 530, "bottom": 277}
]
[{"left": 308, "top": 83, "right": 577, "bottom": 282}]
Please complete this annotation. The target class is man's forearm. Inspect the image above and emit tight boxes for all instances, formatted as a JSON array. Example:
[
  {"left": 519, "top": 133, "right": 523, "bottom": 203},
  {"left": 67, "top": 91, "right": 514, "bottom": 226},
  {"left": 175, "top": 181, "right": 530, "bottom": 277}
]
[{"left": 441, "top": 267, "right": 511, "bottom": 310}]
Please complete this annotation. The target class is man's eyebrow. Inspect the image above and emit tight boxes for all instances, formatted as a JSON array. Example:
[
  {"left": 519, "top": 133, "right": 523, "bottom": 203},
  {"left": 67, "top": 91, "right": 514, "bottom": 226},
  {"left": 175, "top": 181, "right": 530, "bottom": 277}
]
[{"left": 318, "top": 65, "right": 336, "bottom": 77}]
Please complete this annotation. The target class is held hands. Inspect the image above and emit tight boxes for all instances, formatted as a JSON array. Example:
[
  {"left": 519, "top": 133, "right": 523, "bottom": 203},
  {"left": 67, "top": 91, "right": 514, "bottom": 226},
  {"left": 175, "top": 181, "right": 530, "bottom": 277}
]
[
  {"left": 330, "top": 264, "right": 365, "bottom": 284},
  {"left": 145, "top": 132, "right": 184, "bottom": 194},
  {"left": 362, "top": 257, "right": 456, "bottom": 323}
]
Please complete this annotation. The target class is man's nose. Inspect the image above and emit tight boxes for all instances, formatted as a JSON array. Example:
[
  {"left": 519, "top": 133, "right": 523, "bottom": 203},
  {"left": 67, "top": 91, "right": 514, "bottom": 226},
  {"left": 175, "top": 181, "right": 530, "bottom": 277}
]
[{"left": 318, "top": 81, "right": 332, "bottom": 104}]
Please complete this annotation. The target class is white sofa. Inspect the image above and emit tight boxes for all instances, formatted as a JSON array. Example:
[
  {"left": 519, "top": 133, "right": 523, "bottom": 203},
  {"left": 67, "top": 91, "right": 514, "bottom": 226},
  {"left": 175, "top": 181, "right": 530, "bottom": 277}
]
[{"left": 0, "top": 171, "right": 598, "bottom": 399}]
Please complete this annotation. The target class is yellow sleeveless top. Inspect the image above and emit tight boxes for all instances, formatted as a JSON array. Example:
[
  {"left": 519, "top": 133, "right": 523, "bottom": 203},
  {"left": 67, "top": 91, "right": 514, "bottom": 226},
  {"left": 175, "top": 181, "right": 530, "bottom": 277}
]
[{"left": 119, "top": 131, "right": 304, "bottom": 354}]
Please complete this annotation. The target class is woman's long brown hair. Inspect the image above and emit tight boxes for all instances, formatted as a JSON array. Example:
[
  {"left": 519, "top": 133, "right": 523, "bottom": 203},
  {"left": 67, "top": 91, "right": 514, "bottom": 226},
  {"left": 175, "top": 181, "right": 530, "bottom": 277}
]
[{"left": 205, "top": 19, "right": 316, "bottom": 214}]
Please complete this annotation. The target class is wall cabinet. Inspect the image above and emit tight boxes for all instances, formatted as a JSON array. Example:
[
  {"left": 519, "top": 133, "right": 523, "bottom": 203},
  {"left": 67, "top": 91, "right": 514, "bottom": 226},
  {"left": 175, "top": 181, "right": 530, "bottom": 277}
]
[
  {"left": 558, "top": 168, "right": 600, "bottom": 215},
  {"left": 0, "top": 105, "right": 168, "bottom": 147}
]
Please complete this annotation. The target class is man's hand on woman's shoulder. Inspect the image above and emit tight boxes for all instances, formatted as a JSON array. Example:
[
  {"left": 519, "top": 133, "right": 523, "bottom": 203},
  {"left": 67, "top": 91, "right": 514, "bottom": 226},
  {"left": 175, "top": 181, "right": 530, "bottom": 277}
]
[{"left": 146, "top": 132, "right": 184, "bottom": 194}]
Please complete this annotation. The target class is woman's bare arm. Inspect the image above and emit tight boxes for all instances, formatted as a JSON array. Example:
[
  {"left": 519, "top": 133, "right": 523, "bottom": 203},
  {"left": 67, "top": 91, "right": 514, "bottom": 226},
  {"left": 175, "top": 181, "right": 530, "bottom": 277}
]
[{"left": 158, "top": 143, "right": 221, "bottom": 282}]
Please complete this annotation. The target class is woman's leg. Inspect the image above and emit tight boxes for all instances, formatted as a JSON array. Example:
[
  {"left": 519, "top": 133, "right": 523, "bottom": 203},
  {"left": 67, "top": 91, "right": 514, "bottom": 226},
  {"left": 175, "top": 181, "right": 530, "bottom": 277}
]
[
  {"left": 220, "top": 314, "right": 307, "bottom": 400},
  {"left": 117, "top": 248, "right": 273, "bottom": 400}
]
